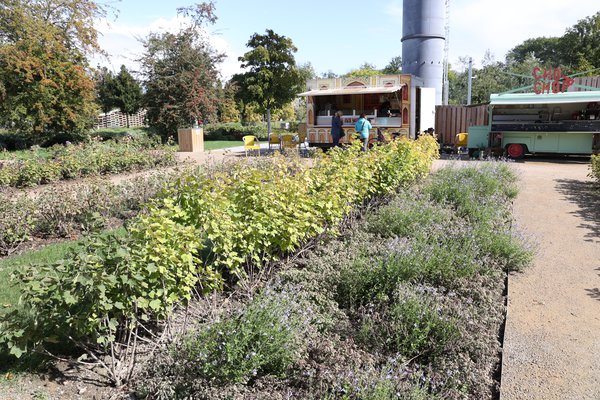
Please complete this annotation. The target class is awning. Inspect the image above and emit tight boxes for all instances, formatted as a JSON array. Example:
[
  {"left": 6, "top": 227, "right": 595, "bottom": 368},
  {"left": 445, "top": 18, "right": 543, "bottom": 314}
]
[
  {"left": 298, "top": 85, "right": 404, "bottom": 97},
  {"left": 490, "top": 91, "right": 600, "bottom": 105}
]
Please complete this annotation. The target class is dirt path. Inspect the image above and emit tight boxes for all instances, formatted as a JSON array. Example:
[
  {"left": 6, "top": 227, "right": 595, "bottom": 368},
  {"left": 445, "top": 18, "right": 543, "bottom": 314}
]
[{"left": 501, "top": 158, "right": 600, "bottom": 399}]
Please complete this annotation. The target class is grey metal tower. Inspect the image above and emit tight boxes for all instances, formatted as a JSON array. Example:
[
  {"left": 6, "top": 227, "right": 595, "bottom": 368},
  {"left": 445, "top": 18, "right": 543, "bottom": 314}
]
[{"left": 402, "top": 0, "right": 446, "bottom": 105}]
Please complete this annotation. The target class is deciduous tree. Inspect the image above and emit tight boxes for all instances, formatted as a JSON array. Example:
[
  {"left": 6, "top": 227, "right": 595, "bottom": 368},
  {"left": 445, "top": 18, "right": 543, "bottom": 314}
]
[
  {"left": 0, "top": 0, "right": 104, "bottom": 143},
  {"left": 233, "top": 29, "right": 304, "bottom": 135},
  {"left": 140, "top": 2, "right": 223, "bottom": 138}
]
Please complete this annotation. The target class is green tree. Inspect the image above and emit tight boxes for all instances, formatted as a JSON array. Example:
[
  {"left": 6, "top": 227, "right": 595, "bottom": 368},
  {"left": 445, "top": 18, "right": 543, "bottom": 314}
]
[
  {"left": 382, "top": 56, "right": 402, "bottom": 74},
  {"left": 95, "top": 66, "right": 116, "bottom": 119},
  {"left": 345, "top": 63, "right": 380, "bottom": 78},
  {"left": 218, "top": 81, "right": 241, "bottom": 123},
  {"left": 233, "top": 29, "right": 304, "bottom": 135},
  {"left": 112, "top": 65, "right": 143, "bottom": 128},
  {"left": 320, "top": 70, "right": 338, "bottom": 78},
  {"left": 141, "top": 2, "right": 223, "bottom": 138},
  {"left": 0, "top": 0, "right": 105, "bottom": 144}
]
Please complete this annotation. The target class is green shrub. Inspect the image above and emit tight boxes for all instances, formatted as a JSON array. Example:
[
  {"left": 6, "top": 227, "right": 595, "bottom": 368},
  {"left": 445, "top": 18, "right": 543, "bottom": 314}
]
[
  {"left": 0, "top": 196, "right": 35, "bottom": 256},
  {"left": 0, "top": 171, "right": 177, "bottom": 253},
  {"left": 591, "top": 154, "right": 600, "bottom": 184},
  {"left": 183, "top": 291, "right": 305, "bottom": 383},
  {"left": 203, "top": 122, "right": 267, "bottom": 140},
  {"left": 0, "top": 138, "right": 177, "bottom": 188},
  {"left": 423, "top": 162, "right": 518, "bottom": 222},
  {"left": 355, "top": 284, "right": 460, "bottom": 360},
  {"left": 0, "top": 210, "right": 211, "bottom": 363},
  {"left": 136, "top": 290, "right": 311, "bottom": 397}
]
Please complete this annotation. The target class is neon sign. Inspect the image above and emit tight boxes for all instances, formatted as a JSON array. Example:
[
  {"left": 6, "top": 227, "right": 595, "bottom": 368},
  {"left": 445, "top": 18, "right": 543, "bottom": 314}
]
[{"left": 532, "top": 67, "right": 575, "bottom": 94}]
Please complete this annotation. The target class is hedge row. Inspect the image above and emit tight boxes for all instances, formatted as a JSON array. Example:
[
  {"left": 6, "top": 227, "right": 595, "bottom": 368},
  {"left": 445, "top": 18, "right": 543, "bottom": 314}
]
[
  {"left": 591, "top": 154, "right": 600, "bottom": 184},
  {"left": 0, "top": 136, "right": 439, "bottom": 377},
  {"left": 203, "top": 123, "right": 267, "bottom": 141},
  {"left": 0, "top": 138, "right": 177, "bottom": 188},
  {"left": 0, "top": 171, "right": 178, "bottom": 256}
]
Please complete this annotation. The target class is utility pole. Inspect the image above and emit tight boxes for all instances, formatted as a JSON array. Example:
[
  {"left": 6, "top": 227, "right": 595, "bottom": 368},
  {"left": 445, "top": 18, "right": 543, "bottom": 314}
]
[
  {"left": 442, "top": 0, "right": 450, "bottom": 105},
  {"left": 467, "top": 57, "right": 473, "bottom": 105}
]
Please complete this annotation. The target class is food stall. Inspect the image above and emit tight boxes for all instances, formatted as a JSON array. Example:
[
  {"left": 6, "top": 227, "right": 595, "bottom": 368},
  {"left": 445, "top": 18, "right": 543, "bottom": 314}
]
[{"left": 297, "top": 74, "right": 435, "bottom": 148}]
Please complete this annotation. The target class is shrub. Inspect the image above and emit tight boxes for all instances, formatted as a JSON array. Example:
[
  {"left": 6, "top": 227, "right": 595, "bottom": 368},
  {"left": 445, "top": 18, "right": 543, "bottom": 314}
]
[
  {"left": 136, "top": 289, "right": 313, "bottom": 397},
  {"left": 355, "top": 284, "right": 460, "bottom": 360},
  {"left": 0, "top": 138, "right": 177, "bottom": 188},
  {"left": 0, "top": 170, "right": 178, "bottom": 254},
  {"left": 0, "top": 196, "right": 35, "bottom": 256},
  {"left": 203, "top": 122, "right": 267, "bottom": 140},
  {"left": 423, "top": 162, "right": 518, "bottom": 222},
  {"left": 591, "top": 154, "right": 600, "bottom": 184}
]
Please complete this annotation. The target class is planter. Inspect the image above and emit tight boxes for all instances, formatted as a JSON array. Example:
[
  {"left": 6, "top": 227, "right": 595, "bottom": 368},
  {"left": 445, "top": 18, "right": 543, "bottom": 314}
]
[{"left": 177, "top": 127, "right": 204, "bottom": 152}]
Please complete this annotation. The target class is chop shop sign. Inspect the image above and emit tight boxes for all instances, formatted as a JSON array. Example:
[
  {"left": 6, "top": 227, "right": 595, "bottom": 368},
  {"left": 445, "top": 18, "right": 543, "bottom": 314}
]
[{"left": 533, "top": 67, "right": 575, "bottom": 94}]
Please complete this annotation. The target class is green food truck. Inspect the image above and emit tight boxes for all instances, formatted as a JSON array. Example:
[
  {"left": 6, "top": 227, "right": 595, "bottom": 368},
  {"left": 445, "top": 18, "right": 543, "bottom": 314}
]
[{"left": 467, "top": 91, "right": 600, "bottom": 158}]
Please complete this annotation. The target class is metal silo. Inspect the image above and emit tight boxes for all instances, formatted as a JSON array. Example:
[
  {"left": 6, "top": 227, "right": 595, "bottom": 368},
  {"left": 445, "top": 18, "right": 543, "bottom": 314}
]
[{"left": 402, "top": 0, "right": 445, "bottom": 105}]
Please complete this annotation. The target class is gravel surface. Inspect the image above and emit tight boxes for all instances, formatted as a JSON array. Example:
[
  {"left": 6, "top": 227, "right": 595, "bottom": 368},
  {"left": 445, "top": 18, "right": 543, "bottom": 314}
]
[{"left": 501, "top": 157, "right": 600, "bottom": 399}]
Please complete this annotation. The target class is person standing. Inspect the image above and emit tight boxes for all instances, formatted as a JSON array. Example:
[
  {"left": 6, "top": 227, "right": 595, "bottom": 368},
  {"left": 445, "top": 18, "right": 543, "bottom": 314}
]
[
  {"left": 331, "top": 111, "right": 344, "bottom": 147},
  {"left": 355, "top": 113, "right": 372, "bottom": 151}
]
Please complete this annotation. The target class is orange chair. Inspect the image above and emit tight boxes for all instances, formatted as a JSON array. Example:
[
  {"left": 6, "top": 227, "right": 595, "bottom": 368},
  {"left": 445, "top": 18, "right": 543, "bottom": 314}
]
[
  {"left": 242, "top": 135, "right": 261, "bottom": 156},
  {"left": 268, "top": 134, "right": 280, "bottom": 150}
]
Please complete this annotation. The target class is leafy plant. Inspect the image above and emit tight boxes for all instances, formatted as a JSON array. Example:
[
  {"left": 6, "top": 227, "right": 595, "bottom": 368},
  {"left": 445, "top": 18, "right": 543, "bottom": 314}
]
[{"left": 591, "top": 154, "right": 600, "bottom": 184}]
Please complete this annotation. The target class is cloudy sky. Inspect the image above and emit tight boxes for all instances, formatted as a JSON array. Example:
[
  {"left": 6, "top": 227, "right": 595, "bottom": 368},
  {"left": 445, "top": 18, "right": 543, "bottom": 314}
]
[{"left": 92, "top": 0, "right": 599, "bottom": 79}]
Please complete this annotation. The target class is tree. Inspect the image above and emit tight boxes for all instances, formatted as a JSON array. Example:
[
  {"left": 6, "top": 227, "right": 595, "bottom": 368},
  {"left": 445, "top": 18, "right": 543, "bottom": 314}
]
[
  {"left": 0, "top": 0, "right": 105, "bottom": 143},
  {"left": 140, "top": 2, "right": 223, "bottom": 138},
  {"left": 382, "top": 56, "right": 402, "bottom": 74},
  {"left": 233, "top": 29, "right": 304, "bottom": 135},
  {"left": 95, "top": 66, "right": 116, "bottom": 118},
  {"left": 320, "top": 70, "right": 338, "bottom": 79},
  {"left": 112, "top": 65, "right": 143, "bottom": 128},
  {"left": 345, "top": 63, "right": 380, "bottom": 78},
  {"left": 217, "top": 81, "right": 241, "bottom": 123}
]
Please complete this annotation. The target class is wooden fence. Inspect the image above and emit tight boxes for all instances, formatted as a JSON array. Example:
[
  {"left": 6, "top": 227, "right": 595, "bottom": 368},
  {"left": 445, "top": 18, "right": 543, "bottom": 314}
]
[
  {"left": 569, "top": 76, "right": 600, "bottom": 92},
  {"left": 94, "top": 109, "right": 147, "bottom": 129},
  {"left": 435, "top": 104, "right": 489, "bottom": 145}
]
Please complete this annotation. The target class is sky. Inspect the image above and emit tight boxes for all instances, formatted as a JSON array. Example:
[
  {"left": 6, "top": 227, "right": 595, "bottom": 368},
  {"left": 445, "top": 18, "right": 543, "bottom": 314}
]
[{"left": 93, "top": 0, "right": 600, "bottom": 79}]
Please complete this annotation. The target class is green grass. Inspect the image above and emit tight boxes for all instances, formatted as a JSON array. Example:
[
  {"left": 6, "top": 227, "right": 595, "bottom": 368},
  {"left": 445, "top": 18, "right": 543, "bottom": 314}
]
[
  {"left": 0, "top": 227, "right": 127, "bottom": 310},
  {"left": 0, "top": 241, "right": 78, "bottom": 309},
  {"left": 204, "top": 140, "right": 243, "bottom": 150},
  {"left": 0, "top": 148, "right": 53, "bottom": 161}
]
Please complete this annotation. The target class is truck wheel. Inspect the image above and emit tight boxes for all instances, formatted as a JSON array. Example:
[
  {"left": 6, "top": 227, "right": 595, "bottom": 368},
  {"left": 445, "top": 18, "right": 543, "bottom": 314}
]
[{"left": 507, "top": 143, "right": 525, "bottom": 159}]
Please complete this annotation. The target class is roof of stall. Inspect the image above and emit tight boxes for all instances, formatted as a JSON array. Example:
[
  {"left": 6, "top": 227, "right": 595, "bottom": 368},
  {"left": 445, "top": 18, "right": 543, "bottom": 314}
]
[
  {"left": 490, "top": 91, "right": 600, "bottom": 105},
  {"left": 297, "top": 85, "right": 405, "bottom": 97}
]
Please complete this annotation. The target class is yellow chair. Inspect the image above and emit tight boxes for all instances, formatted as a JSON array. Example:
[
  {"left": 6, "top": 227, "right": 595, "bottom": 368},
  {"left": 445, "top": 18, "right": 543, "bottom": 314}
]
[
  {"left": 268, "top": 134, "right": 280, "bottom": 150},
  {"left": 455, "top": 132, "right": 468, "bottom": 147},
  {"left": 242, "top": 135, "right": 261, "bottom": 156},
  {"left": 280, "top": 134, "right": 296, "bottom": 151}
]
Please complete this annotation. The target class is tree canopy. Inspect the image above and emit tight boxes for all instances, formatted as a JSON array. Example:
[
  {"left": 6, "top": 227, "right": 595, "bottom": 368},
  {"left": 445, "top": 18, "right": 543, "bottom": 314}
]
[
  {"left": 140, "top": 1, "right": 223, "bottom": 138},
  {"left": 232, "top": 29, "right": 304, "bottom": 134},
  {"left": 0, "top": 0, "right": 105, "bottom": 143}
]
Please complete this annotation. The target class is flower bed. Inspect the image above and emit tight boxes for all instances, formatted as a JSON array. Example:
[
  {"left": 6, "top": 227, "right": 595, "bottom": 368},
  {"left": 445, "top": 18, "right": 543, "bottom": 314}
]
[
  {"left": 137, "top": 162, "right": 533, "bottom": 399},
  {"left": 0, "top": 137, "right": 439, "bottom": 385},
  {"left": 0, "top": 138, "right": 177, "bottom": 188}
]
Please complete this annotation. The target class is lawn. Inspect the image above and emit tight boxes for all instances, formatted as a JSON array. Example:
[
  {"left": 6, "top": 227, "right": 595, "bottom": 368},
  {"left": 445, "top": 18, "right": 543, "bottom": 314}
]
[{"left": 204, "top": 140, "right": 242, "bottom": 150}]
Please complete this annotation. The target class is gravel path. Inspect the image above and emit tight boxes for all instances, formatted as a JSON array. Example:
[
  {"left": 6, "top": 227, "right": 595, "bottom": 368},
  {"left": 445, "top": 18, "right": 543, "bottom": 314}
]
[{"left": 501, "top": 158, "right": 600, "bottom": 399}]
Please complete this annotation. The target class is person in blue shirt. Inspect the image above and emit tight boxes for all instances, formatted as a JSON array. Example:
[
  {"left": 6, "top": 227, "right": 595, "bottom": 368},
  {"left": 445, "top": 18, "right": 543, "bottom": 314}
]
[{"left": 355, "top": 113, "right": 372, "bottom": 151}]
